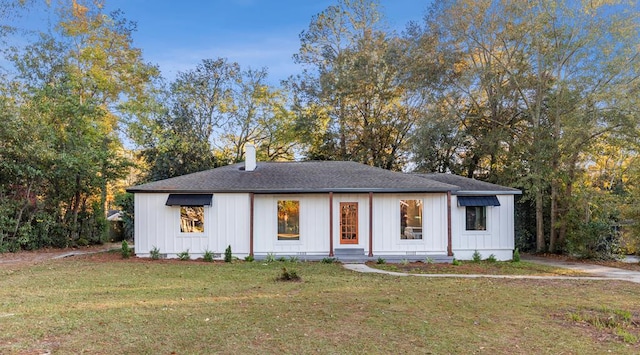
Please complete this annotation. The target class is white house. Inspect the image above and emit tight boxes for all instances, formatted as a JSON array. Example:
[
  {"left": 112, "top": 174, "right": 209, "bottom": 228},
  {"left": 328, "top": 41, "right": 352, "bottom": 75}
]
[{"left": 127, "top": 146, "right": 521, "bottom": 261}]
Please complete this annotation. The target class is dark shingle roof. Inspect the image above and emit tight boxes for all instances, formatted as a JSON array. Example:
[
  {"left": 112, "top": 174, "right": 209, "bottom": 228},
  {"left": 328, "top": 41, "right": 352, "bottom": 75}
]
[
  {"left": 415, "top": 173, "right": 521, "bottom": 195},
  {"left": 127, "top": 161, "right": 460, "bottom": 194}
]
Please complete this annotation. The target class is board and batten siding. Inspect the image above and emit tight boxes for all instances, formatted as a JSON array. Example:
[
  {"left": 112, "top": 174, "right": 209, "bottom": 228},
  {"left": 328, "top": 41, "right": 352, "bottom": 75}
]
[
  {"left": 134, "top": 193, "right": 250, "bottom": 258},
  {"left": 253, "top": 194, "right": 330, "bottom": 255},
  {"left": 372, "top": 193, "right": 448, "bottom": 256},
  {"left": 450, "top": 194, "right": 515, "bottom": 261}
]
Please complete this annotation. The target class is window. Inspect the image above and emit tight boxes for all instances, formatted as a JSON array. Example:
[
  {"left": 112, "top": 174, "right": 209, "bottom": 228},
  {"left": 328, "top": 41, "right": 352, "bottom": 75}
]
[
  {"left": 340, "top": 202, "right": 358, "bottom": 244},
  {"left": 466, "top": 206, "right": 487, "bottom": 231},
  {"left": 400, "top": 200, "right": 423, "bottom": 239},
  {"left": 278, "top": 200, "right": 300, "bottom": 240},
  {"left": 180, "top": 206, "right": 204, "bottom": 233}
]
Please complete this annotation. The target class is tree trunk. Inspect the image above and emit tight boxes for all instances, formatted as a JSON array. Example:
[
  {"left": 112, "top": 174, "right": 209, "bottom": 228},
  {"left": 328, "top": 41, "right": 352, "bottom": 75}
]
[
  {"left": 549, "top": 181, "right": 558, "bottom": 253},
  {"left": 536, "top": 189, "right": 545, "bottom": 253}
]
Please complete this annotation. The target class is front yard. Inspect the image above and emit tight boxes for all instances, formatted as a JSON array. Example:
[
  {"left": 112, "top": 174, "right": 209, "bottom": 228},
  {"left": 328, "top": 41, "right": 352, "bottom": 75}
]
[{"left": 1, "top": 252, "right": 639, "bottom": 354}]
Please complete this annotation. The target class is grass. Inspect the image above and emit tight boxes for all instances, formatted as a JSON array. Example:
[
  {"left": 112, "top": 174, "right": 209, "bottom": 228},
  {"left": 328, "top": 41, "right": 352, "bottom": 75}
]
[
  {"left": 1, "top": 254, "right": 639, "bottom": 354},
  {"left": 370, "top": 260, "right": 589, "bottom": 276}
]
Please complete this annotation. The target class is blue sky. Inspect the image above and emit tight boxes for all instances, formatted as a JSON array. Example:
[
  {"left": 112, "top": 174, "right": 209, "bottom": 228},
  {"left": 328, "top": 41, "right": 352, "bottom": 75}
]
[
  {"left": 106, "top": 0, "right": 429, "bottom": 84},
  {"left": 9, "top": 0, "right": 430, "bottom": 85}
]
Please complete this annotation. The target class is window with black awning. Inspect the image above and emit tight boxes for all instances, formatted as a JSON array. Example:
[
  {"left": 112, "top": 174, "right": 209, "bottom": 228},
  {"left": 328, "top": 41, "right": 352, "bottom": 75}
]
[
  {"left": 165, "top": 194, "right": 213, "bottom": 206},
  {"left": 457, "top": 196, "right": 500, "bottom": 207}
]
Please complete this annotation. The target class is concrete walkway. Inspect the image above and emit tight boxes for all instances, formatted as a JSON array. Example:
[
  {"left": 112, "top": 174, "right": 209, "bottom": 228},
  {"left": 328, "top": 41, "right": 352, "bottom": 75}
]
[{"left": 343, "top": 256, "right": 640, "bottom": 284}]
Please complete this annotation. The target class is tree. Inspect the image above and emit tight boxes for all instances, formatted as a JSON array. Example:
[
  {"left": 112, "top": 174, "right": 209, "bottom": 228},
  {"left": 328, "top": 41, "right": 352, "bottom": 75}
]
[
  {"left": 410, "top": 0, "right": 640, "bottom": 254},
  {"left": 0, "top": 0, "right": 159, "bottom": 249},
  {"left": 290, "top": 0, "right": 419, "bottom": 170}
]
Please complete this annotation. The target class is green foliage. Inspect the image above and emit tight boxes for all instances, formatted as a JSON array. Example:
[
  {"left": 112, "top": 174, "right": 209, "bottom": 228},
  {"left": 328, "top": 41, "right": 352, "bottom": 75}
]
[
  {"left": 244, "top": 255, "right": 255, "bottom": 262},
  {"left": 277, "top": 256, "right": 287, "bottom": 262},
  {"left": 321, "top": 257, "right": 336, "bottom": 264},
  {"left": 177, "top": 250, "right": 190, "bottom": 261},
  {"left": 203, "top": 249, "right": 214, "bottom": 262},
  {"left": 288, "top": 256, "right": 300, "bottom": 263},
  {"left": 121, "top": 240, "right": 132, "bottom": 259},
  {"left": 150, "top": 246, "right": 160, "bottom": 260},
  {"left": 400, "top": 258, "right": 410, "bottom": 266},
  {"left": 452, "top": 258, "right": 462, "bottom": 266},
  {"left": 486, "top": 254, "right": 497, "bottom": 263},
  {"left": 265, "top": 253, "right": 276, "bottom": 263},
  {"left": 277, "top": 267, "right": 300, "bottom": 282},
  {"left": 512, "top": 248, "right": 520, "bottom": 263},
  {"left": 224, "top": 245, "right": 232, "bottom": 263},
  {"left": 425, "top": 257, "right": 434, "bottom": 264},
  {"left": 472, "top": 250, "right": 482, "bottom": 263},
  {"left": 376, "top": 257, "right": 386, "bottom": 264},
  {"left": 566, "top": 220, "right": 621, "bottom": 260}
]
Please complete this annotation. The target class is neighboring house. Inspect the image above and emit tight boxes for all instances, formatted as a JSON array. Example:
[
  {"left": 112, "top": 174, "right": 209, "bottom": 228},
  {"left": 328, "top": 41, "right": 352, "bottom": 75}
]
[{"left": 127, "top": 145, "right": 521, "bottom": 261}]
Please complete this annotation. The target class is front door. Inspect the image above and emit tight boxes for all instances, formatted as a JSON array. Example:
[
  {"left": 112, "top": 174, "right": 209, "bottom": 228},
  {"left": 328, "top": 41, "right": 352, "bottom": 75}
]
[{"left": 340, "top": 202, "right": 358, "bottom": 244}]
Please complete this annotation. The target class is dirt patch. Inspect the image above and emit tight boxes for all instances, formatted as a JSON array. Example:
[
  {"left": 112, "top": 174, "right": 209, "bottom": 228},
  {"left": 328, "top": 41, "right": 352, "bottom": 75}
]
[
  {"left": 365, "top": 259, "right": 589, "bottom": 276},
  {"left": 529, "top": 253, "right": 640, "bottom": 272},
  {"left": 554, "top": 307, "right": 640, "bottom": 348},
  {"left": 0, "top": 243, "right": 121, "bottom": 267}
]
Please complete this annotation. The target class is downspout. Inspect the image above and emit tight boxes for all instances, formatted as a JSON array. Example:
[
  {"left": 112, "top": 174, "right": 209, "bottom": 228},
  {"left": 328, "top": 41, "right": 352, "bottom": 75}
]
[
  {"left": 249, "top": 193, "right": 254, "bottom": 257},
  {"left": 447, "top": 191, "right": 453, "bottom": 257},
  {"left": 329, "top": 192, "right": 334, "bottom": 257},
  {"left": 368, "top": 192, "right": 373, "bottom": 257}
]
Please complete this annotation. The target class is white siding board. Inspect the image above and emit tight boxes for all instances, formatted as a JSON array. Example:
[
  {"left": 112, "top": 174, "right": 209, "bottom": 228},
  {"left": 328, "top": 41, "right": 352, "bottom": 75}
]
[
  {"left": 254, "top": 194, "right": 330, "bottom": 255},
  {"left": 451, "top": 195, "right": 515, "bottom": 260},
  {"left": 372, "top": 193, "right": 448, "bottom": 255}
]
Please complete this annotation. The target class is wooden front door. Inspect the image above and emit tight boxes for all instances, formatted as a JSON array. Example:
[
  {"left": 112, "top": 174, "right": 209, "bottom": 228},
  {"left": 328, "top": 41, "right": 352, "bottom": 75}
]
[{"left": 340, "top": 202, "right": 358, "bottom": 244}]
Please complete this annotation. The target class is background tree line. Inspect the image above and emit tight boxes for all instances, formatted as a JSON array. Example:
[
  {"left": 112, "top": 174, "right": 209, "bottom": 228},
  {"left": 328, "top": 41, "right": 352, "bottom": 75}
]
[{"left": 0, "top": 0, "right": 638, "bottom": 259}]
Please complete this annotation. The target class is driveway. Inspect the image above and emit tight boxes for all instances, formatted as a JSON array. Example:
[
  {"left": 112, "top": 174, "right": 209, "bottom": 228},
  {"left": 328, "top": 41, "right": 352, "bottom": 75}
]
[{"left": 343, "top": 256, "right": 640, "bottom": 284}]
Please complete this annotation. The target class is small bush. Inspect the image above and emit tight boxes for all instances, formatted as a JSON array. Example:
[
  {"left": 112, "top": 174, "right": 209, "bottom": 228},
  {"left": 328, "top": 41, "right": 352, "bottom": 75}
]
[
  {"left": 452, "top": 258, "right": 462, "bottom": 266},
  {"left": 486, "top": 254, "right": 497, "bottom": 263},
  {"left": 177, "top": 249, "right": 190, "bottom": 261},
  {"left": 321, "top": 257, "right": 336, "bottom": 264},
  {"left": 277, "top": 267, "right": 300, "bottom": 281},
  {"left": 224, "top": 245, "right": 232, "bottom": 263},
  {"left": 202, "top": 249, "right": 214, "bottom": 262},
  {"left": 376, "top": 257, "right": 386, "bottom": 264},
  {"left": 244, "top": 255, "right": 255, "bottom": 262},
  {"left": 277, "top": 256, "right": 287, "bottom": 262},
  {"left": 400, "top": 258, "right": 410, "bottom": 266},
  {"left": 512, "top": 248, "right": 520, "bottom": 262},
  {"left": 121, "top": 240, "right": 131, "bottom": 259},
  {"left": 425, "top": 256, "right": 434, "bottom": 264},
  {"left": 150, "top": 246, "right": 160, "bottom": 260},
  {"left": 265, "top": 253, "right": 276, "bottom": 263},
  {"left": 472, "top": 250, "right": 482, "bottom": 262},
  {"left": 288, "top": 255, "right": 300, "bottom": 263}
]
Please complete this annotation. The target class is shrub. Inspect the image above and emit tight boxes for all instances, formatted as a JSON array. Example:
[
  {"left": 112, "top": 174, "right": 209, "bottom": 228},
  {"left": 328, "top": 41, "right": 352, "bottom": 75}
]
[
  {"left": 244, "top": 255, "right": 255, "bottom": 262},
  {"left": 224, "top": 245, "right": 232, "bottom": 263},
  {"left": 472, "top": 250, "right": 482, "bottom": 262},
  {"left": 376, "top": 257, "right": 386, "bottom": 264},
  {"left": 400, "top": 258, "right": 410, "bottom": 266},
  {"left": 150, "top": 246, "right": 160, "bottom": 260},
  {"left": 265, "top": 253, "right": 276, "bottom": 263},
  {"left": 121, "top": 240, "right": 131, "bottom": 259},
  {"left": 425, "top": 256, "right": 434, "bottom": 264},
  {"left": 321, "top": 257, "right": 336, "bottom": 264},
  {"left": 202, "top": 249, "right": 214, "bottom": 262},
  {"left": 177, "top": 249, "right": 190, "bottom": 261},
  {"left": 288, "top": 255, "right": 300, "bottom": 263},
  {"left": 512, "top": 248, "right": 521, "bottom": 262},
  {"left": 277, "top": 267, "right": 300, "bottom": 281},
  {"left": 486, "top": 254, "right": 497, "bottom": 263},
  {"left": 277, "top": 256, "right": 287, "bottom": 262},
  {"left": 452, "top": 258, "right": 462, "bottom": 266}
]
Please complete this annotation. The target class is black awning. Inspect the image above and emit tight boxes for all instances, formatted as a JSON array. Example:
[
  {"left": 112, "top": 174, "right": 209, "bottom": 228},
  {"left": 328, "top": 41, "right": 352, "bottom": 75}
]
[
  {"left": 457, "top": 196, "right": 500, "bottom": 207},
  {"left": 165, "top": 194, "right": 212, "bottom": 206}
]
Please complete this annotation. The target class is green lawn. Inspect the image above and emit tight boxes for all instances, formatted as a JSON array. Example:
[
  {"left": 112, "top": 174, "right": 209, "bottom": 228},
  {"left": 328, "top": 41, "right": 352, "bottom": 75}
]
[{"left": 1, "top": 255, "right": 639, "bottom": 354}]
